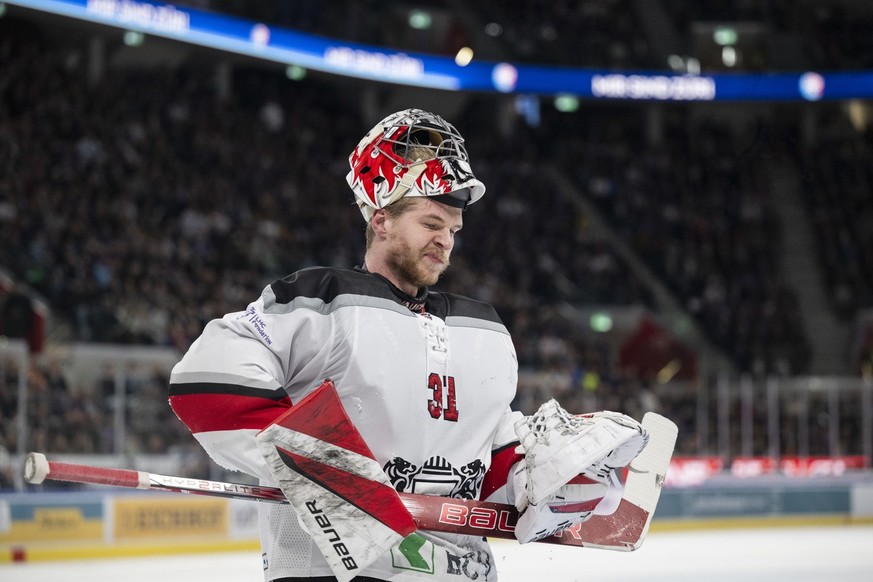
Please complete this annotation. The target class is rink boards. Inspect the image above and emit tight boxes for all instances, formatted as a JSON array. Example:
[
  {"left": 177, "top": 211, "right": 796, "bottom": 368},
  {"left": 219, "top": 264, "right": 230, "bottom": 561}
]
[
  {"left": 0, "top": 491, "right": 260, "bottom": 562},
  {"left": 2, "top": 477, "right": 873, "bottom": 562}
]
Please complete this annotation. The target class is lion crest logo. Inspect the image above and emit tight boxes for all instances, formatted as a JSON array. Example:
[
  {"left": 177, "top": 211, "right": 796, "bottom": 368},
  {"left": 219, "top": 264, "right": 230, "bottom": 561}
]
[{"left": 384, "top": 456, "right": 485, "bottom": 499}]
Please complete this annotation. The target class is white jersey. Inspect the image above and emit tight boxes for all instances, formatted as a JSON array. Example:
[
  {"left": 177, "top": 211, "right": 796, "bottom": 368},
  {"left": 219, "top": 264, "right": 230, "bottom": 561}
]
[{"left": 170, "top": 266, "right": 521, "bottom": 581}]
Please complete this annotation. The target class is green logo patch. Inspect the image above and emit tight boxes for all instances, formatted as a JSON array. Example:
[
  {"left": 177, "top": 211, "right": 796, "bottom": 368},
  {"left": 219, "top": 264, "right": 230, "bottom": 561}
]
[{"left": 391, "top": 533, "right": 435, "bottom": 574}]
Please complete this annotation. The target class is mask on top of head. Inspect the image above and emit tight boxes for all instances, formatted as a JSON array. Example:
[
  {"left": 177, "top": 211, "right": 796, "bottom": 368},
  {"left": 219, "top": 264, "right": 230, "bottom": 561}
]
[{"left": 346, "top": 108, "right": 486, "bottom": 222}]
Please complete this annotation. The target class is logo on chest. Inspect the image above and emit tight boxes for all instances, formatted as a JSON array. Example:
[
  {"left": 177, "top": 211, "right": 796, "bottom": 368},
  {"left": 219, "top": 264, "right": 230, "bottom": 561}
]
[{"left": 383, "top": 455, "right": 485, "bottom": 499}]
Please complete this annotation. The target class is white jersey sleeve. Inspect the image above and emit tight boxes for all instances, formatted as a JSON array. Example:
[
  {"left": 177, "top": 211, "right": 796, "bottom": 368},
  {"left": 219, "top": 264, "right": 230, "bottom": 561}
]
[{"left": 169, "top": 276, "right": 333, "bottom": 480}]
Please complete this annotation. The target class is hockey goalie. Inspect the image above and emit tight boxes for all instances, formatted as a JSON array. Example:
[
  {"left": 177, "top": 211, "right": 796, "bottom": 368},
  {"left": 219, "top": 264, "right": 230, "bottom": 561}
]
[{"left": 168, "top": 109, "right": 653, "bottom": 582}]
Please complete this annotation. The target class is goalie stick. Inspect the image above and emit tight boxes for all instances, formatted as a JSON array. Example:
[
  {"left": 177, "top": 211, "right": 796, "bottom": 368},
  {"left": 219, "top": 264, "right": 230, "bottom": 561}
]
[{"left": 24, "top": 412, "right": 674, "bottom": 550}]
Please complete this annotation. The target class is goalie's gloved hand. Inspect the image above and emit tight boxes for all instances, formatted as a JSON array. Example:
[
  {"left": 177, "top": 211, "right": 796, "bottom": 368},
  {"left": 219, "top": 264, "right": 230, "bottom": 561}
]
[
  {"left": 509, "top": 400, "right": 649, "bottom": 543},
  {"left": 511, "top": 468, "right": 609, "bottom": 543}
]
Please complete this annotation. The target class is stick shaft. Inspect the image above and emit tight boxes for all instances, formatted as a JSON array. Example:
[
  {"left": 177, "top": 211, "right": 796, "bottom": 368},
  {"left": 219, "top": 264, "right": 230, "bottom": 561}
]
[
  {"left": 34, "top": 457, "right": 292, "bottom": 504},
  {"left": 33, "top": 455, "right": 522, "bottom": 537},
  {"left": 25, "top": 453, "right": 646, "bottom": 547},
  {"left": 47, "top": 461, "right": 149, "bottom": 489}
]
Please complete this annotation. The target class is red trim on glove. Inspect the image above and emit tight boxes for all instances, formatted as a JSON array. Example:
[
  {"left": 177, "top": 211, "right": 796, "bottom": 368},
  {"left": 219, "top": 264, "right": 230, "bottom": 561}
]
[{"left": 547, "top": 498, "right": 604, "bottom": 514}]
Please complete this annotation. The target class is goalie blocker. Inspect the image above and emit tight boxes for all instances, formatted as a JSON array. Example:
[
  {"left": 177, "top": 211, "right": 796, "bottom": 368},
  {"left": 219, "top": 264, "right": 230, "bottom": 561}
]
[{"left": 255, "top": 383, "right": 417, "bottom": 582}]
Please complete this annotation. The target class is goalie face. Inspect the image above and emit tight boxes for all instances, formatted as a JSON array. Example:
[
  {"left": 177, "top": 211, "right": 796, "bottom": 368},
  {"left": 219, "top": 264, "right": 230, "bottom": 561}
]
[{"left": 346, "top": 109, "right": 486, "bottom": 222}]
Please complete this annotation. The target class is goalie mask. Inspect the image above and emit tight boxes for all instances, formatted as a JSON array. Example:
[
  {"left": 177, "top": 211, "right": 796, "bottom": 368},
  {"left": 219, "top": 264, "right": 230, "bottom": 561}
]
[{"left": 346, "top": 108, "right": 486, "bottom": 222}]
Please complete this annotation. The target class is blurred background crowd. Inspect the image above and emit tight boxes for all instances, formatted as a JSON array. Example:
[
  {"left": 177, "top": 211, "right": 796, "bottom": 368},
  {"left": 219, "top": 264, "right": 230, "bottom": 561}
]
[{"left": 2, "top": 0, "right": 873, "bottom": 488}]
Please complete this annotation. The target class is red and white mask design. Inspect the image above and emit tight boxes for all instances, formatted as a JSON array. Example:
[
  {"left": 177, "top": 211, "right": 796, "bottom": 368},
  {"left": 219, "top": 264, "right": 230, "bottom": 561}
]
[{"left": 346, "top": 109, "right": 485, "bottom": 221}]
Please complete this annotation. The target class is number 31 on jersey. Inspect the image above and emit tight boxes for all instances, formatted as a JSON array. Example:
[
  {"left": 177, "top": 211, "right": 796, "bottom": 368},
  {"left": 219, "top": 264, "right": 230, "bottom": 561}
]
[{"left": 427, "top": 373, "right": 459, "bottom": 422}]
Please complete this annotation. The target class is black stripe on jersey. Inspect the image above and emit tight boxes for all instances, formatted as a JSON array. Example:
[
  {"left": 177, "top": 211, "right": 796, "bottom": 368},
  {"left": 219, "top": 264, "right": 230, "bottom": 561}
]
[
  {"left": 169, "top": 382, "right": 287, "bottom": 400},
  {"left": 270, "top": 266, "right": 505, "bottom": 326},
  {"left": 270, "top": 267, "right": 383, "bottom": 305},
  {"left": 430, "top": 292, "right": 504, "bottom": 324}
]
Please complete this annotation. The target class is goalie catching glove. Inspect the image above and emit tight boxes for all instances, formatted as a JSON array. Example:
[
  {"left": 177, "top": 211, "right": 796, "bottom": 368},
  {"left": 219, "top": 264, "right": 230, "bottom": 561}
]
[{"left": 509, "top": 400, "right": 649, "bottom": 543}]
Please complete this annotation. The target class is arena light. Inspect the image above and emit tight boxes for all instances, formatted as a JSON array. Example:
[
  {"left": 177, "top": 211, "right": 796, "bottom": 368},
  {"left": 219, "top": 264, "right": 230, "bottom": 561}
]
[
  {"left": 484, "top": 22, "right": 502, "bottom": 37},
  {"left": 554, "top": 93, "right": 579, "bottom": 112},
  {"left": 722, "top": 46, "right": 737, "bottom": 67},
  {"left": 408, "top": 10, "right": 431, "bottom": 30},
  {"left": 713, "top": 27, "right": 737, "bottom": 46},
  {"left": 589, "top": 311, "right": 613, "bottom": 333},
  {"left": 514, "top": 94, "right": 540, "bottom": 127},
  {"left": 286, "top": 64, "right": 306, "bottom": 80},
  {"left": 123, "top": 30, "right": 144, "bottom": 46},
  {"left": 455, "top": 47, "right": 473, "bottom": 67}
]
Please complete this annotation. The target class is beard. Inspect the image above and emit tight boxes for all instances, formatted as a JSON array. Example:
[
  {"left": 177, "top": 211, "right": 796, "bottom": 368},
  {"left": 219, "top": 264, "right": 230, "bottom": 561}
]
[{"left": 386, "top": 234, "right": 450, "bottom": 290}]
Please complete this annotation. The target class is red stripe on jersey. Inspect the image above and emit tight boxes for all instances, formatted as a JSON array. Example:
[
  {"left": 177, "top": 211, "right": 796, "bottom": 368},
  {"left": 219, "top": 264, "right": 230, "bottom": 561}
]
[
  {"left": 170, "top": 392, "right": 292, "bottom": 433},
  {"left": 479, "top": 444, "right": 523, "bottom": 501}
]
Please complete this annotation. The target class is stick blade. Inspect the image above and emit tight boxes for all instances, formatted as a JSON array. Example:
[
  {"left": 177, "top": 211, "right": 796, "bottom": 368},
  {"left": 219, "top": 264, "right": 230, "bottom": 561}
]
[
  {"left": 621, "top": 412, "right": 678, "bottom": 549},
  {"left": 541, "top": 411, "right": 677, "bottom": 550}
]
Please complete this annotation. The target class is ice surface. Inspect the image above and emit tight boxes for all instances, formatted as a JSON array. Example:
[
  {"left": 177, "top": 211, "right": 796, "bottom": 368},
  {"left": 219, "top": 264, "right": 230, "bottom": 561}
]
[{"left": 3, "top": 525, "right": 872, "bottom": 582}]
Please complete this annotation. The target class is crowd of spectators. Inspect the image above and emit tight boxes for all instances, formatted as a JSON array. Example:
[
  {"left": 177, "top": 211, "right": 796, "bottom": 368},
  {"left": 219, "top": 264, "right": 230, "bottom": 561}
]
[
  {"left": 662, "top": 0, "right": 873, "bottom": 71},
  {"left": 795, "top": 109, "right": 873, "bottom": 321},
  {"left": 184, "top": 0, "right": 654, "bottom": 69},
  {"left": 539, "top": 106, "right": 811, "bottom": 376},
  {"left": 177, "top": 0, "right": 471, "bottom": 57},
  {"left": 793, "top": 107, "right": 873, "bottom": 375},
  {"left": 0, "top": 17, "right": 660, "bottom": 484},
  {"left": 0, "top": 20, "right": 652, "bottom": 355},
  {"left": 0, "top": 354, "right": 209, "bottom": 489},
  {"left": 2, "top": 6, "right": 872, "bottom": 487},
  {"left": 2, "top": 24, "right": 359, "bottom": 350},
  {"left": 176, "top": 0, "right": 873, "bottom": 72},
  {"left": 463, "top": 0, "right": 654, "bottom": 68}
]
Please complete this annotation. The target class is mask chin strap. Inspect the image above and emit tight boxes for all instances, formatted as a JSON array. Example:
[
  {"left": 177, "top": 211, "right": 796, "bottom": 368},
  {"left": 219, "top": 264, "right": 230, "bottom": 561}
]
[{"left": 379, "top": 159, "right": 427, "bottom": 208}]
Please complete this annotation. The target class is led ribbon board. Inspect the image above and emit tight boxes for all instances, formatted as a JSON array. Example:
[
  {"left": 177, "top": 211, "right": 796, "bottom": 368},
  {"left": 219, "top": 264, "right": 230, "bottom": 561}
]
[{"left": 7, "top": 0, "right": 873, "bottom": 100}]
